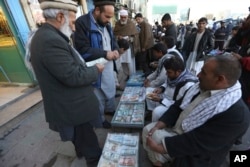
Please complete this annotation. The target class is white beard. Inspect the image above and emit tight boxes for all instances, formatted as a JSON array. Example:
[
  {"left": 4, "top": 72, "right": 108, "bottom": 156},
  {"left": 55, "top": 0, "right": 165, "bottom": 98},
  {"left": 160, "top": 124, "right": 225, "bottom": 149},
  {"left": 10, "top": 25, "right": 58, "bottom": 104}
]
[
  {"left": 120, "top": 20, "right": 128, "bottom": 25},
  {"left": 59, "top": 16, "right": 72, "bottom": 38}
]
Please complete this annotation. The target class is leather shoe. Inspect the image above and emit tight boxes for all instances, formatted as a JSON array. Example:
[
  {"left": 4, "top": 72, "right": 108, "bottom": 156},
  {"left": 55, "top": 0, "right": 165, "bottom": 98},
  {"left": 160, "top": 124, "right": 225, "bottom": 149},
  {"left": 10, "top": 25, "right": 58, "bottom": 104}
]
[
  {"left": 115, "top": 93, "right": 121, "bottom": 98},
  {"left": 86, "top": 157, "right": 100, "bottom": 167},
  {"left": 102, "top": 120, "right": 111, "bottom": 129},
  {"left": 116, "top": 85, "right": 124, "bottom": 91},
  {"left": 105, "top": 111, "right": 115, "bottom": 116},
  {"left": 125, "top": 76, "right": 130, "bottom": 81}
]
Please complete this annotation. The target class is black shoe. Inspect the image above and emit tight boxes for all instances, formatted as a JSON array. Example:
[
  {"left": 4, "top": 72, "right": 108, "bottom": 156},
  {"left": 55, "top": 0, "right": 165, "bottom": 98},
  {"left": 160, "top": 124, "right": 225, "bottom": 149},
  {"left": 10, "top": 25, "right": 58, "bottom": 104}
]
[
  {"left": 125, "top": 76, "right": 130, "bottom": 81},
  {"left": 105, "top": 111, "right": 115, "bottom": 116},
  {"left": 86, "top": 157, "right": 100, "bottom": 167},
  {"left": 145, "top": 111, "right": 152, "bottom": 121},
  {"left": 102, "top": 120, "right": 111, "bottom": 129},
  {"left": 75, "top": 150, "right": 83, "bottom": 159},
  {"left": 116, "top": 85, "right": 124, "bottom": 91},
  {"left": 115, "top": 93, "right": 121, "bottom": 98}
]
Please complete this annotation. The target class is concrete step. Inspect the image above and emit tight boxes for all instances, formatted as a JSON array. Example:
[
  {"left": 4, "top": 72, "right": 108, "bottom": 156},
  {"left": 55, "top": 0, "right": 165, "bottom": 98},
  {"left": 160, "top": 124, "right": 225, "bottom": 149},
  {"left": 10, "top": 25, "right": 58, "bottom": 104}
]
[{"left": 0, "top": 88, "right": 42, "bottom": 138}]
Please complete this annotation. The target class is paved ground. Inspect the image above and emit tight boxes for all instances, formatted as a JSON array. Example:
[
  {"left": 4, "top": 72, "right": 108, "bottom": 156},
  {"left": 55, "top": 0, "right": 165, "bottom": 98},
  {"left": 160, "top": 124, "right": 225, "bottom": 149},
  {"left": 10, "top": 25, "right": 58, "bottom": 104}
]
[
  {"left": 0, "top": 101, "right": 153, "bottom": 167},
  {"left": 0, "top": 69, "right": 154, "bottom": 167}
]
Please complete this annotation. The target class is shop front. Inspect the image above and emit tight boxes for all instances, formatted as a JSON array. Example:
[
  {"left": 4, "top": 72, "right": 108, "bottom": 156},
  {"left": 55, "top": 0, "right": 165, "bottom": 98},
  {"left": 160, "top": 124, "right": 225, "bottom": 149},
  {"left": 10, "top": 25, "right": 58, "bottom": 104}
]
[
  {"left": 0, "top": 0, "right": 34, "bottom": 84},
  {"left": 0, "top": 0, "right": 135, "bottom": 84}
]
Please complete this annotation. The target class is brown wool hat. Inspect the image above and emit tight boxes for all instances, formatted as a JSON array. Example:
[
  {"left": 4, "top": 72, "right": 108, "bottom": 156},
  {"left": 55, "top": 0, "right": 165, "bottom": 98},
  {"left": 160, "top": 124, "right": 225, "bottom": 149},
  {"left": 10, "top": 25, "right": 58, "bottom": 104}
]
[
  {"left": 94, "top": 0, "right": 115, "bottom": 6},
  {"left": 40, "top": 0, "right": 78, "bottom": 12}
]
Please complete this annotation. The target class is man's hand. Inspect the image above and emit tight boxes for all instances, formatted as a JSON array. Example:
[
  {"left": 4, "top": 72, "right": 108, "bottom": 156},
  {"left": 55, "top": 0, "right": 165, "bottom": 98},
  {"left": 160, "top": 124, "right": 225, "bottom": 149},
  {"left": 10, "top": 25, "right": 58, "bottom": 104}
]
[
  {"left": 106, "top": 51, "right": 114, "bottom": 60},
  {"left": 150, "top": 62, "right": 158, "bottom": 69},
  {"left": 153, "top": 87, "right": 163, "bottom": 94},
  {"left": 106, "top": 51, "right": 120, "bottom": 60},
  {"left": 232, "top": 52, "right": 242, "bottom": 60},
  {"left": 148, "top": 93, "right": 161, "bottom": 102},
  {"left": 146, "top": 136, "right": 167, "bottom": 154},
  {"left": 95, "top": 63, "right": 104, "bottom": 73},
  {"left": 113, "top": 50, "right": 120, "bottom": 59},
  {"left": 148, "top": 126, "right": 159, "bottom": 136},
  {"left": 144, "top": 79, "right": 150, "bottom": 87}
]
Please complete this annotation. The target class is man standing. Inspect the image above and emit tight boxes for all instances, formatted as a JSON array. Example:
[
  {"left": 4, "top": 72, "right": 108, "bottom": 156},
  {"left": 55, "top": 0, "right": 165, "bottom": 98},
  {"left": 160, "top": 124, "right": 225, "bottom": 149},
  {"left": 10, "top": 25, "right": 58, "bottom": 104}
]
[
  {"left": 233, "top": 14, "right": 250, "bottom": 109},
  {"left": 214, "top": 21, "right": 227, "bottom": 51},
  {"left": 30, "top": 0, "right": 103, "bottom": 166},
  {"left": 113, "top": 9, "right": 138, "bottom": 80},
  {"left": 161, "top": 13, "right": 177, "bottom": 44},
  {"left": 135, "top": 13, "right": 154, "bottom": 76},
  {"left": 182, "top": 17, "right": 214, "bottom": 75},
  {"left": 74, "top": 0, "right": 119, "bottom": 128},
  {"left": 142, "top": 54, "right": 250, "bottom": 167}
]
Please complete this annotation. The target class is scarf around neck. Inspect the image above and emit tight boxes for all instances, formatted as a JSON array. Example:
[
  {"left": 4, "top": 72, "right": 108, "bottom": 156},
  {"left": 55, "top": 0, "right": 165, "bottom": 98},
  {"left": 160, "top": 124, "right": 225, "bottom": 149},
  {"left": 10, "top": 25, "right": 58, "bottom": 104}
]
[
  {"left": 167, "top": 69, "right": 198, "bottom": 87},
  {"left": 180, "top": 81, "right": 242, "bottom": 132}
]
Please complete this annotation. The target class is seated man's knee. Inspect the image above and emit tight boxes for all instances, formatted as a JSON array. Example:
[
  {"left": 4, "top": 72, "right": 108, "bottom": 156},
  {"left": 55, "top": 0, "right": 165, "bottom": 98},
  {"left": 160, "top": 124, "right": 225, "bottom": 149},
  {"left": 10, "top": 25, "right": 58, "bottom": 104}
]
[{"left": 152, "top": 107, "right": 162, "bottom": 122}]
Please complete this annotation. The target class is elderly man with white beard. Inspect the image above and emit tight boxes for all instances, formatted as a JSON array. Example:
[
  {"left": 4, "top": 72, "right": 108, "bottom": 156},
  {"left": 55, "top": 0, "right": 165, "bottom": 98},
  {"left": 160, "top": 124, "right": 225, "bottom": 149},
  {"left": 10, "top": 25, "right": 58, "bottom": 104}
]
[
  {"left": 29, "top": 0, "right": 104, "bottom": 166},
  {"left": 113, "top": 9, "right": 138, "bottom": 80}
]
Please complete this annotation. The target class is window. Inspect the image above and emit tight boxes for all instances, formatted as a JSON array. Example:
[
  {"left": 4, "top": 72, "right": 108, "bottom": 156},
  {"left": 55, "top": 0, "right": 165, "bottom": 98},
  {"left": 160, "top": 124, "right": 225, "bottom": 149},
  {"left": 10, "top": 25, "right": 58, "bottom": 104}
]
[{"left": 0, "top": 7, "right": 16, "bottom": 47}]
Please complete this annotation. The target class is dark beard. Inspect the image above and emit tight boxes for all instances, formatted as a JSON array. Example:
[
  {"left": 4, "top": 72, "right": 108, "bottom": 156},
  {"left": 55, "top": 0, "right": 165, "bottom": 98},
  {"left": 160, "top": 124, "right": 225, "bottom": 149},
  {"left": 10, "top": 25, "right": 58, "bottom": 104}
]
[{"left": 97, "top": 18, "right": 106, "bottom": 27}]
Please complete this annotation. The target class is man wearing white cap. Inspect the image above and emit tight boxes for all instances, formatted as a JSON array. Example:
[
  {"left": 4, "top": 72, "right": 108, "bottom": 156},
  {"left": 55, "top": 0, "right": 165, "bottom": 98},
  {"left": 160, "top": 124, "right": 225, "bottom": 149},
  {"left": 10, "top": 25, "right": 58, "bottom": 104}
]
[
  {"left": 114, "top": 9, "right": 138, "bottom": 81},
  {"left": 30, "top": 1, "right": 104, "bottom": 166}
]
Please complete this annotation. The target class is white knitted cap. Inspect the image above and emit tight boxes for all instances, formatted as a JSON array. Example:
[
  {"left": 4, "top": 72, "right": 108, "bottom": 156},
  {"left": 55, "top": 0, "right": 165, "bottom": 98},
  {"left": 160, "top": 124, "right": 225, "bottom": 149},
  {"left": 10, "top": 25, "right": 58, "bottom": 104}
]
[{"left": 119, "top": 9, "right": 128, "bottom": 16}]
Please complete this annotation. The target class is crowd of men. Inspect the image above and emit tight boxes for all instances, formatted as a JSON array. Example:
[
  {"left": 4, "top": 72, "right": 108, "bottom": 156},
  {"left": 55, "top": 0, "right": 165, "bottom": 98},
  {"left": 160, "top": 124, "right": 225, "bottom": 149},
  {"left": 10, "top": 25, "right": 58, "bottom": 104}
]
[{"left": 27, "top": 0, "right": 250, "bottom": 167}]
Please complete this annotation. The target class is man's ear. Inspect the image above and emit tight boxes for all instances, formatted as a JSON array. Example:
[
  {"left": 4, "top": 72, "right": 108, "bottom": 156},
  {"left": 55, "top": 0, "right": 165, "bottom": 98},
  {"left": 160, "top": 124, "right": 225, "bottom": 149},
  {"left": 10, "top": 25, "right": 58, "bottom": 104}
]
[
  {"left": 176, "top": 70, "right": 182, "bottom": 76},
  {"left": 95, "top": 7, "right": 101, "bottom": 15},
  {"left": 217, "top": 75, "right": 226, "bottom": 84},
  {"left": 56, "top": 12, "right": 64, "bottom": 23}
]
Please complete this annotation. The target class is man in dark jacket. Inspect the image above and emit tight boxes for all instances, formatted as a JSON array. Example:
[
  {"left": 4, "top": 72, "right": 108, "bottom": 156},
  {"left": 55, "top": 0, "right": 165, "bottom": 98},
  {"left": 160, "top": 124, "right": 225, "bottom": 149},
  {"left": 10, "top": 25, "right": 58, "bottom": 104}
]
[
  {"left": 74, "top": 0, "right": 120, "bottom": 128},
  {"left": 142, "top": 54, "right": 250, "bottom": 167},
  {"left": 161, "top": 13, "right": 177, "bottom": 44},
  {"left": 182, "top": 17, "right": 214, "bottom": 75},
  {"left": 214, "top": 21, "right": 227, "bottom": 51},
  {"left": 30, "top": 0, "right": 104, "bottom": 166},
  {"left": 233, "top": 14, "right": 250, "bottom": 109},
  {"left": 135, "top": 13, "right": 154, "bottom": 76}
]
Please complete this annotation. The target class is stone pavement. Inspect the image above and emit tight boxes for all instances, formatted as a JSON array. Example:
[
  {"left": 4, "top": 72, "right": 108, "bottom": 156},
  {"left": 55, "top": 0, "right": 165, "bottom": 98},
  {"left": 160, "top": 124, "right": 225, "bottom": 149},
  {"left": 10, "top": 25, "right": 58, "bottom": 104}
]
[
  {"left": 0, "top": 99, "right": 153, "bottom": 167},
  {"left": 0, "top": 68, "right": 154, "bottom": 167}
]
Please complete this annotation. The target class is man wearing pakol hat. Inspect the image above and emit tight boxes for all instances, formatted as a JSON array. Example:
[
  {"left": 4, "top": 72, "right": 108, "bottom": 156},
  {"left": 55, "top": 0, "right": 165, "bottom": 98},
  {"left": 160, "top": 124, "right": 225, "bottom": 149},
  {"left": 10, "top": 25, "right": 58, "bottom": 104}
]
[
  {"left": 113, "top": 9, "right": 138, "bottom": 81},
  {"left": 30, "top": 0, "right": 104, "bottom": 166},
  {"left": 74, "top": 0, "right": 120, "bottom": 129}
]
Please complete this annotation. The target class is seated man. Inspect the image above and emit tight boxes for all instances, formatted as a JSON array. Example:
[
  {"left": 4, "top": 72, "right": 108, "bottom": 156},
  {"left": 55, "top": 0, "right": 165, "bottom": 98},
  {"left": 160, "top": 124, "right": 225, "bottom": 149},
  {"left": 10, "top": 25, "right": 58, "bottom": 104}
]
[
  {"left": 142, "top": 54, "right": 250, "bottom": 167},
  {"left": 144, "top": 43, "right": 168, "bottom": 88},
  {"left": 162, "top": 36, "right": 183, "bottom": 60},
  {"left": 146, "top": 55, "right": 197, "bottom": 118},
  {"left": 144, "top": 36, "right": 183, "bottom": 89}
]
